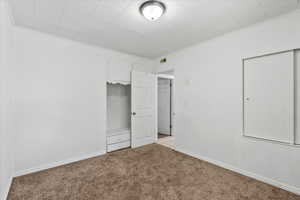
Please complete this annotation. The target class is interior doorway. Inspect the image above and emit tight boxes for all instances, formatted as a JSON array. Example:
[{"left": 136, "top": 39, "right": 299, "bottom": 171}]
[{"left": 157, "top": 72, "right": 174, "bottom": 149}]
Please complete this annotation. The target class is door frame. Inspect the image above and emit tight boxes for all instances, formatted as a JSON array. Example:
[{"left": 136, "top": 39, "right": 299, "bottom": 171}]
[{"left": 157, "top": 74, "right": 175, "bottom": 140}]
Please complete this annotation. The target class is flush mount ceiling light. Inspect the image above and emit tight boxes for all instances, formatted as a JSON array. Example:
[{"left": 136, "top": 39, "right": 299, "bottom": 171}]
[{"left": 140, "top": 1, "right": 166, "bottom": 21}]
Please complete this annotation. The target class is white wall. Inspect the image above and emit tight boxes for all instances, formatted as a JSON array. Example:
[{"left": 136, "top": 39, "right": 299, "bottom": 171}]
[
  {"left": 0, "top": 1, "right": 14, "bottom": 199},
  {"left": 12, "top": 27, "right": 154, "bottom": 175},
  {"left": 155, "top": 9, "right": 300, "bottom": 194}
]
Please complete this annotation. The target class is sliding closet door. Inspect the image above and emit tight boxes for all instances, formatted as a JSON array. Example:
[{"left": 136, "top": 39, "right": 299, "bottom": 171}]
[
  {"left": 243, "top": 51, "right": 294, "bottom": 143},
  {"left": 131, "top": 71, "right": 157, "bottom": 148}
]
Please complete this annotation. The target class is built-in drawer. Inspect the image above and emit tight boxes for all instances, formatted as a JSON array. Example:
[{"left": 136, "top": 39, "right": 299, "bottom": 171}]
[
  {"left": 107, "top": 133, "right": 131, "bottom": 145},
  {"left": 107, "top": 140, "right": 130, "bottom": 152}
]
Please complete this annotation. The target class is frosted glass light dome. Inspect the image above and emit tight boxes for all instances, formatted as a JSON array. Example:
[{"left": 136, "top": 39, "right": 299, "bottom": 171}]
[{"left": 140, "top": 1, "right": 166, "bottom": 21}]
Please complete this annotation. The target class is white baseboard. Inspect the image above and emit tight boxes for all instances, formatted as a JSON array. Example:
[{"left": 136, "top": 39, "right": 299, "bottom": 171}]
[
  {"left": 1, "top": 175, "right": 13, "bottom": 200},
  {"left": 15, "top": 150, "right": 106, "bottom": 177},
  {"left": 175, "top": 147, "right": 300, "bottom": 196}
]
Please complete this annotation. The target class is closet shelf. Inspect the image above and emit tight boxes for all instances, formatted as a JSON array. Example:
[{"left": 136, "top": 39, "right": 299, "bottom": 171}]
[
  {"left": 107, "top": 80, "right": 131, "bottom": 85},
  {"left": 107, "top": 128, "right": 131, "bottom": 137}
]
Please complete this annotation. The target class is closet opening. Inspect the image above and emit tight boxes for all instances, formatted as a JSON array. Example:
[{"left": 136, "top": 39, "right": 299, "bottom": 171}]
[
  {"left": 157, "top": 72, "right": 175, "bottom": 149},
  {"left": 106, "top": 82, "right": 131, "bottom": 152}
]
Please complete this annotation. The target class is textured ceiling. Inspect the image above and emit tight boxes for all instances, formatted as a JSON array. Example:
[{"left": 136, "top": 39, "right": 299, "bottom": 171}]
[{"left": 10, "top": 0, "right": 300, "bottom": 58}]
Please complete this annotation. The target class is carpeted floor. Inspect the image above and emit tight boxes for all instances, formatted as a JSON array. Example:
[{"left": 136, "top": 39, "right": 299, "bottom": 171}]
[{"left": 8, "top": 144, "right": 300, "bottom": 200}]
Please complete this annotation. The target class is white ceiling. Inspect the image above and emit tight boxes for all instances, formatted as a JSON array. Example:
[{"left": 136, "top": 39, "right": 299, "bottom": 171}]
[{"left": 10, "top": 0, "right": 300, "bottom": 58}]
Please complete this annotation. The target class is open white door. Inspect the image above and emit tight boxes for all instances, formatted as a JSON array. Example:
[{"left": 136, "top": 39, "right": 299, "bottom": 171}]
[{"left": 131, "top": 71, "right": 157, "bottom": 148}]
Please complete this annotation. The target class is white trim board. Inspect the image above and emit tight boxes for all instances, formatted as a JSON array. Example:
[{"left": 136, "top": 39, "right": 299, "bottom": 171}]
[
  {"left": 175, "top": 147, "right": 300, "bottom": 196},
  {"left": 1, "top": 176, "right": 13, "bottom": 200},
  {"left": 14, "top": 150, "right": 106, "bottom": 177}
]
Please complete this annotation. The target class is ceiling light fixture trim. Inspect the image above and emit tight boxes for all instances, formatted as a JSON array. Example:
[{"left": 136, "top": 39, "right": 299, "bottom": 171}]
[{"left": 139, "top": 0, "right": 166, "bottom": 21}]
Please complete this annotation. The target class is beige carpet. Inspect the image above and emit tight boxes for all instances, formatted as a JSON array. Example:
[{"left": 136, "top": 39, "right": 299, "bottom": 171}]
[
  {"left": 8, "top": 144, "right": 300, "bottom": 200},
  {"left": 157, "top": 135, "right": 174, "bottom": 149}
]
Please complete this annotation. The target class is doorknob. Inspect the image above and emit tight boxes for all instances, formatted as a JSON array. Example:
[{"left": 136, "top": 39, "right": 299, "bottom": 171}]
[{"left": 132, "top": 112, "right": 136, "bottom": 116}]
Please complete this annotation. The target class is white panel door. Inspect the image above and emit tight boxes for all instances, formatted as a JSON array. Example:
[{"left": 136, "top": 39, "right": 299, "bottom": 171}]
[
  {"left": 131, "top": 71, "right": 157, "bottom": 148},
  {"left": 243, "top": 51, "right": 294, "bottom": 143},
  {"left": 158, "top": 79, "right": 171, "bottom": 135}
]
